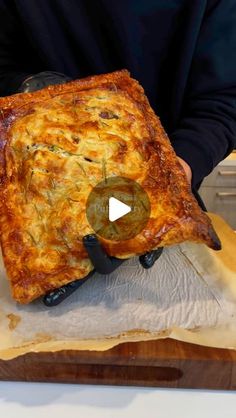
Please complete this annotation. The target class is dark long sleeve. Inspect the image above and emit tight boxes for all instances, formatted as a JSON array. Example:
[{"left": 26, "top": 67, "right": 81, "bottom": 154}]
[{"left": 170, "top": 0, "right": 236, "bottom": 187}]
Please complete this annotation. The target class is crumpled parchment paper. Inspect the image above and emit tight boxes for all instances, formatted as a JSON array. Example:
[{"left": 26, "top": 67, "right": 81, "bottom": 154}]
[{"left": 0, "top": 213, "right": 236, "bottom": 360}]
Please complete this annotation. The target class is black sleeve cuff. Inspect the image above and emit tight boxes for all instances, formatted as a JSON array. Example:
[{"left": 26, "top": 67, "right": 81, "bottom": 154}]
[{"left": 170, "top": 131, "right": 214, "bottom": 188}]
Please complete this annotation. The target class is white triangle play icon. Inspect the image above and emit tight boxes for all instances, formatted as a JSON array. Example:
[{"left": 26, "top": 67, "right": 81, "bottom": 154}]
[{"left": 108, "top": 197, "right": 131, "bottom": 222}]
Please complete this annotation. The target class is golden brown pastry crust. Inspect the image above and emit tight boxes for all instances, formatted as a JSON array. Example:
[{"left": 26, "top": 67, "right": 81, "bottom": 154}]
[{"left": 0, "top": 70, "right": 220, "bottom": 304}]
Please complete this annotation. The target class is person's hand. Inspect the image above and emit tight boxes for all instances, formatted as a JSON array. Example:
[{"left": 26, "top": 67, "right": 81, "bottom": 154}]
[
  {"left": 43, "top": 235, "right": 163, "bottom": 307},
  {"left": 177, "top": 156, "right": 192, "bottom": 184}
]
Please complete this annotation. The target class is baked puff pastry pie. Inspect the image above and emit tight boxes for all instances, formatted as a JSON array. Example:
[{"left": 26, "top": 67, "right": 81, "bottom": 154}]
[{"left": 0, "top": 70, "right": 220, "bottom": 304}]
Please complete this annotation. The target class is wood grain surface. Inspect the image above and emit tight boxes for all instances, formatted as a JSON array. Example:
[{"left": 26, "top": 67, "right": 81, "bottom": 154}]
[{"left": 1, "top": 338, "right": 236, "bottom": 390}]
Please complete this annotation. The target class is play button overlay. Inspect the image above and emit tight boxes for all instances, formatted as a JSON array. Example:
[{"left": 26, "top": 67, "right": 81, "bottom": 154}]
[
  {"left": 86, "top": 176, "right": 150, "bottom": 241},
  {"left": 109, "top": 197, "right": 131, "bottom": 222}
]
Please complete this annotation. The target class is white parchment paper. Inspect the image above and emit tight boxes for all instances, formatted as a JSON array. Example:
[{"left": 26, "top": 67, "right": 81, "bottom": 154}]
[{"left": 0, "top": 213, "right": 236, "bottom": 359}]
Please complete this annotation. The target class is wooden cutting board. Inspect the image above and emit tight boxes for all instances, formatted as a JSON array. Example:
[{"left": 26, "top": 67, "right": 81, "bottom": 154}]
[{"left": 0, "top": 338, "right": 236, "bottom": 390}]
